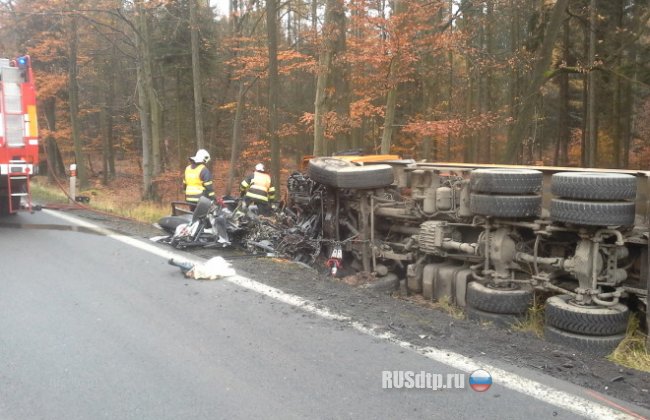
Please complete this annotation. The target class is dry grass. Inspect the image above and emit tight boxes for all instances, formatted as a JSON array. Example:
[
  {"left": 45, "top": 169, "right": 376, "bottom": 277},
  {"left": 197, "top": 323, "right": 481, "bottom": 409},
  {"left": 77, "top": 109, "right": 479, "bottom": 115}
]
[
  {"left": 31, "top": 176, "right": 169, "bottom": 223},
  {"left": 31, "top": 177, "right": 69, "bottom": 203},
  {"left": 86, "top": 193, "right": 169, "bottom": 223},
  {"left": 434, "top": 295, "right": 466, "bottom": 320},
  {"left": 513, "top": 292, "right": 547, "bottom": 338},
  {"left": 402, "top": 294, "right": 465, "bottom": 319},
  {"left": 608, "top": 316, "right": 650, "bottom": 373}
]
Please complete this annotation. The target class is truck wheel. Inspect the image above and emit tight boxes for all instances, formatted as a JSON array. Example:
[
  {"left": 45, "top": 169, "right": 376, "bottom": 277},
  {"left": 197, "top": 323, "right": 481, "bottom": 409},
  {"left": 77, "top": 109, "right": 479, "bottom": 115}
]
[
  {"left": 544, "top": 325, "right": 625, "bottom": 356},
  {"left": 550, "top": 199, "right": 635, "bottom": 226},
  {"left": 465, "top": 306, "right": 523, "bottom": 328},
  {"left": 308, "top": 157, "right": 355, "bottom": 186},
  {"left": 551, "top": 172, "right": 636, "bottom": 201},
  {"left": 470, "top": 168, "right": 543, "bottom": 194},
  {"left": 470, "top": 194, "right": 541, "bottom": 218},
  {"left": 544, "top": 295, "right": 628, "bottom": 336},
  {"left": 466, "top": 281, "right": 533, "bottom": 315},
  {"left": 308, "top": 158, "right": 395, "bottom": 189}
]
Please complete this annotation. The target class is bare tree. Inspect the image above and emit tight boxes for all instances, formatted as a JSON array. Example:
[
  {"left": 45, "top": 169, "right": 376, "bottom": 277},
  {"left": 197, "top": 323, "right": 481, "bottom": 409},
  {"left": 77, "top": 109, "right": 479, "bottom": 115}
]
[
  {"left": 314, "top": 0, "right": 344, "bottom": 156},
  {"left": 267, "top": 0, "right": 281, "bottom": 188},
  {"left": 190, "top": 0, "right": 205, "bottom": 150},
  {"left": 68, "top": 7, "right": 87, "bottom": 189}
]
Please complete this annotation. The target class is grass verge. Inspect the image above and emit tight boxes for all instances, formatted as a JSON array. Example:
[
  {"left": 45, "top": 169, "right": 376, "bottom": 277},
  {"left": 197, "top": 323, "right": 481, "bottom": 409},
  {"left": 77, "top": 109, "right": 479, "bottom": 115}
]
[
  {"left": 608, "top": 315, "right": 650, "bottom": 373},
  {"left": 512, "top": 292, "right": 548, "bottom": 338},
  {"left": 31, "top": 177, "right": 169, "bottom": 224},
  {"left": 400, "top": 294, "right": 465, "bottom": 320}
]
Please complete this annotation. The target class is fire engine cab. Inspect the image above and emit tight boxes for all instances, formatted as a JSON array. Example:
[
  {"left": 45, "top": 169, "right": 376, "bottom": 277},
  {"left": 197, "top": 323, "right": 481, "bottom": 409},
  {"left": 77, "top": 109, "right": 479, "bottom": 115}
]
[{"left": 0, "top": 55, "right": 38, "bottom": 214}]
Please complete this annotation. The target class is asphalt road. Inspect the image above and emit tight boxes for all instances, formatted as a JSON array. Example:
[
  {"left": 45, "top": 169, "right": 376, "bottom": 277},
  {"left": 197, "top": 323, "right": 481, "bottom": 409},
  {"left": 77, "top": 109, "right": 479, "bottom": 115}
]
[{"left": 0, "top": 210, "right": 645, "bottom": 419}]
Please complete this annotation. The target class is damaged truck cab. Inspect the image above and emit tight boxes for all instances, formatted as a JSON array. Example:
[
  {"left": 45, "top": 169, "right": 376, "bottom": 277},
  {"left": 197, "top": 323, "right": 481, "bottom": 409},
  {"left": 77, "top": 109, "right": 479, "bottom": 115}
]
[{"left": 289, "top": 157, "right": 650, "bottom": 355}]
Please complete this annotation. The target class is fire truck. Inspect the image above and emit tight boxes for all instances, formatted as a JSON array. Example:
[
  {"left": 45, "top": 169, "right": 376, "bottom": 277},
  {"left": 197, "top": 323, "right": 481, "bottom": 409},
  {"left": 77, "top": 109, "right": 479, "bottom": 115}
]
[{"left": 0, "top": 55, "right": 38, "bottom": 215}]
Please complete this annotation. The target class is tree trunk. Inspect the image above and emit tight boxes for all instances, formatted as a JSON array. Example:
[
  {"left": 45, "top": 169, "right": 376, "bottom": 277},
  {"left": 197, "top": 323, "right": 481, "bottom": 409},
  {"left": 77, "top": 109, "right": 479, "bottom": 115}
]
[
  {"left": 331, "top": 1, "right": 349, "bottom": 154},
  {"left": 313, "top": 0, "right": 340, "bottom": 156},
  {"left": 556, "top": 16, "right": 570, "bottom": 166},
  {"left": 42, "top": 98, "right": 64, "bottom": 181},
  {"left": 226, "top": 81, "right": 247, "bottom": 194},
  {"left": 135, "top": 0, "right": 161, "bottom": 179},
  {"left": 508, "top": 0, "right": 521, "bottom": 162},
  {"left": 190, "top": 0, "right": 205, "bottom": 150},
  {"left": 102, "top": 46, "right": 117, "bottom": 184},
  {"left": 175, "top": 69, "right": 183, "bottom": 170},
  {"left": 484, "top": 0, "right": 494, "bottom": 163},
  {"left": 447, "top": 0, "right": 453, "bottom": 161},
  {"left": 380, "top": 0, "right": 404, "bottom": 155},
  {"left": 380, "top": 72, "right": 397, "bottom": 154},
  {"left": 137, "top": 65, "right": 153, "bottom": 200},
  {"left": 101, "top": 106, "right": 110, "bottom": 186},
  {"left": 504, "top": 0, "right": 569, "bottom": 163},
  {"left": 135, "top": 0, "right": 153, "bottom": 199},
  {"left": 586, "top": 0, "right": 597, "bottom": 167},
  {"left": 267, "top": 0, "right": 281, "bottom": 188},
  {"left": 68, "top": 10, "right": 87, "bottom": 189}
]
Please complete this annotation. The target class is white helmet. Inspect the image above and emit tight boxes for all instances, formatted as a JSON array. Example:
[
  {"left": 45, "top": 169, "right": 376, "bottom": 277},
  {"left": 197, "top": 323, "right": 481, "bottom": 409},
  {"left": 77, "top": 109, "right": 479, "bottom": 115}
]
[
  {"left": 255, "top": 163, "right": 265, "bottom": 172},
  {"left": 191, "top": 149, "right": 210, "bottom": 164}
]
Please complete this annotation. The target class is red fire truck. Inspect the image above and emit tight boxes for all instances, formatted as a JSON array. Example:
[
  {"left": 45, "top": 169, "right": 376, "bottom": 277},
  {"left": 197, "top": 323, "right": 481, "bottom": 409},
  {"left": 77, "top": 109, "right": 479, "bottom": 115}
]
[{"left": 0, "top": 55, "right": 38, "bottom": 214}]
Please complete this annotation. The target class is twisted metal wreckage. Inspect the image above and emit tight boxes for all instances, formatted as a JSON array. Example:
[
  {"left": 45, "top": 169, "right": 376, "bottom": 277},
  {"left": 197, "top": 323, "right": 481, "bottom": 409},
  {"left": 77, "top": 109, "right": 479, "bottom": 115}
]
[{"left": 155, "top": 155, "right": 650, "bottom": 356}]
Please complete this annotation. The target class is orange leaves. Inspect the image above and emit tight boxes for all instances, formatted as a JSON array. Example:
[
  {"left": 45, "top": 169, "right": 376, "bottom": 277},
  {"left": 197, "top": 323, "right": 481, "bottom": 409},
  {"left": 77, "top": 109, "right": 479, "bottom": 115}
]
[
  {"left": 278, "top": 50, "right": 315, "bottom": 76},
  {"left": 350, "top": 98, "right": 384, "bottom": 121},
  {"left": 300, "top": 111, "right": 350, "bottom": 140},
  {"left": 226, "top": 37, "right": 314, "bottom": 81},
  {"left": 35, "top": 71, "right": 67, "bottom": 100},
  {"left": 404, "top": 111, "right": 508, "bottom": 140}
]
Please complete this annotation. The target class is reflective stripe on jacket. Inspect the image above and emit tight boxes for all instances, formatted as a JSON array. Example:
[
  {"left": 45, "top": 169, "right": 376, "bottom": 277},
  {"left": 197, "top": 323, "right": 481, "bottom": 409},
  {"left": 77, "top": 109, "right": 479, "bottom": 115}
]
[{"left": 241, "top": 171, "right": 275, "bottom": 202}]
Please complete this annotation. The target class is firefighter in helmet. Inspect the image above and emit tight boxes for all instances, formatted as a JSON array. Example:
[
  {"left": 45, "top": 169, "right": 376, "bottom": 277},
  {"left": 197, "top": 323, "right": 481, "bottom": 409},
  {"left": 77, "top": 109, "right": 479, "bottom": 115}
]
[
  {"left": 240, "top": 163, "right": 276, "bottom": 215},
  {"left": 184, "top": 149, "right": 215, "bottom": 209}
]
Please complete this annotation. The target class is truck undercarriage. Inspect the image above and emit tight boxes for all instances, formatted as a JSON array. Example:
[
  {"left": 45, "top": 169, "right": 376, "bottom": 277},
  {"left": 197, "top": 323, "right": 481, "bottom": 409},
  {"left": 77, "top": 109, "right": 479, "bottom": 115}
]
[{"left": 283, "top": 157, "right": 649, "bottom": 355}]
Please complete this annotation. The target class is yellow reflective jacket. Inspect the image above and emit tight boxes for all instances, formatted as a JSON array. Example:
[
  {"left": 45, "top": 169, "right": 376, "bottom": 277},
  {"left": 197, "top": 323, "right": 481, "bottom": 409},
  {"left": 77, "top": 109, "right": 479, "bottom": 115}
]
[
  {"left": 240, "top": 171, "right": 275, "bottom": 203},
  {"left": 184, "top": 163, "right": 215, "bottom": 202}
]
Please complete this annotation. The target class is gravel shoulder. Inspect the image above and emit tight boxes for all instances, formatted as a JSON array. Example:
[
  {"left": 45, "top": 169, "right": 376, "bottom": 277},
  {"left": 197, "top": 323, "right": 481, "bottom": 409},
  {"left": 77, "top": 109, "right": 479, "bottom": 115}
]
[{"left": 52, "top": 207, "right": 650, "bottom": 411}]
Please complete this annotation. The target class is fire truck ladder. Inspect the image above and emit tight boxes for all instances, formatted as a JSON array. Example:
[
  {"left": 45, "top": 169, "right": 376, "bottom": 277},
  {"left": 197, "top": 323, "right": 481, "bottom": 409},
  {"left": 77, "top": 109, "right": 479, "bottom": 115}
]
[{"left": 6, "top": 161, "right": 32, "bottom": 213}]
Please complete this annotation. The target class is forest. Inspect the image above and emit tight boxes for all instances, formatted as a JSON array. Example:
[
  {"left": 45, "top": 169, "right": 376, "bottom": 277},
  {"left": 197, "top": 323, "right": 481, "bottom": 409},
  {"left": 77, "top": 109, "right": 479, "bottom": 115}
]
[{"left": 0, "top": 0, "right": 648, "bottom": 200}]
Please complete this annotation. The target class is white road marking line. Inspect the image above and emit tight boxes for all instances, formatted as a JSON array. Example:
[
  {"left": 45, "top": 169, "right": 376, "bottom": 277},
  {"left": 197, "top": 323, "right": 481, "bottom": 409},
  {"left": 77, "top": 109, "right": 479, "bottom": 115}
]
[{"left": 44, "top": 209, "right": 640, "bottom": 420}]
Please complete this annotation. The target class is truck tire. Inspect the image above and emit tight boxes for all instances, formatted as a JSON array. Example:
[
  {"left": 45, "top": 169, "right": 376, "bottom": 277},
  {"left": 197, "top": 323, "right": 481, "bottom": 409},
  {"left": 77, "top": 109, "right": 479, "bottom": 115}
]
[
  {"left": 470, "top": 168, "right": 543, "bottom": 194},
  {"left": 544, "top": 325, "right": 625, "bottom": 357},
  {"left": 466, "top": 281, "right": 533, "bottom": 315},
  {"left": 465, "top": 305, "right": 523, "bottom": 328},
  {"left": 308, "top": 157, "right": 355, "bottom": 186},
  {"left": 545, "top": 295, "right": 629, "bottom": 336},
  {"left": 308, "top": 158, "right": 394, "bottom": 189},
  {"left": 551, "top": 172, "right": 636, "bottom": 201},
  {"left": 470, "top": 194, "right": 541, "bottom": 218},
  {"left": 550, "top": 199, "right": 635, "bottom": 226}
]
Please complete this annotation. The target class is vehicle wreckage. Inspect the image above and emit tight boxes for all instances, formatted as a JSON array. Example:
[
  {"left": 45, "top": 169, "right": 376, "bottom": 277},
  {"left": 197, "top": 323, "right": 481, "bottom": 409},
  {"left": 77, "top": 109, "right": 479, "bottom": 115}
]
[{"left": 155, "top": 155, "right": 650, "bottom": 356}]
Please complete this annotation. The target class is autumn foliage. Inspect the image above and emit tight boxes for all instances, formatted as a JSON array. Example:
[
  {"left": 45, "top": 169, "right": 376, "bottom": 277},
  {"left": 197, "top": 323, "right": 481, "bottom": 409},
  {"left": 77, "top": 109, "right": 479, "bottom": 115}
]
[{"left": 0, "top": 0, "right": 647, "bottom": 201}]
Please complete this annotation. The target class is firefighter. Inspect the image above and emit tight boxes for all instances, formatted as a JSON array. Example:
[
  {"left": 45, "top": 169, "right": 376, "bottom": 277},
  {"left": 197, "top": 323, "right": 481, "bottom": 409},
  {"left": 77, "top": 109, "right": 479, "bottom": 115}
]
[
  {"left": 184, "top": 149, "right": 215, "bottom": 210},
  {"left": 239, "top": 163, "right": 276, "bottom": 215}
]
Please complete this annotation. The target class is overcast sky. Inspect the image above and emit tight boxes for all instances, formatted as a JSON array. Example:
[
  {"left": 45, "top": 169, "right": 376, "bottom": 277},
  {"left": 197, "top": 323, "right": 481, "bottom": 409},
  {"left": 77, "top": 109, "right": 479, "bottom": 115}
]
[{"left": 209, "top": 0, "right": 229, "bottom": 17}]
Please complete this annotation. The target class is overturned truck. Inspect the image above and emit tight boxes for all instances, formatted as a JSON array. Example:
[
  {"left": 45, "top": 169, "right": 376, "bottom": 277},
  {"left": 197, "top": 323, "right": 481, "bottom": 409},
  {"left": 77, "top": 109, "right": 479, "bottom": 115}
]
[{"left": 287, "top": 157, "right": 650, "bottom": 355}]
